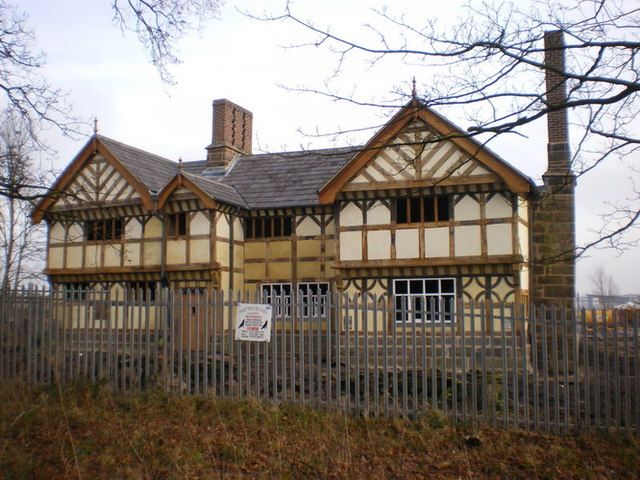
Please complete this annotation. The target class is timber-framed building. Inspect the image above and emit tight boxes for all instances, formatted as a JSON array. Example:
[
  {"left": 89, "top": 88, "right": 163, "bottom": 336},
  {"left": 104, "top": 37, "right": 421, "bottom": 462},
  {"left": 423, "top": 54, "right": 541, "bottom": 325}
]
[{"left": 33, "top": 35, "right": 577, "bottom": 332}]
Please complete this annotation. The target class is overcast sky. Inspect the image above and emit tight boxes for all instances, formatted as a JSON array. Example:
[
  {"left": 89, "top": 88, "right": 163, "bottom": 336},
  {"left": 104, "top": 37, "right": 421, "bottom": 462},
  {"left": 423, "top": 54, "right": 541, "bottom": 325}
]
[{"left": 19, "top": 0, "right": 640, "bottom": 295}]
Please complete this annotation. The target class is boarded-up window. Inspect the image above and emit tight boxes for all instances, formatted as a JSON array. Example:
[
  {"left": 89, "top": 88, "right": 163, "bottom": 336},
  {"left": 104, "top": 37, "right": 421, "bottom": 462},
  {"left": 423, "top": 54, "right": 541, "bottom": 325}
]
[
  {"left": 395, "top": 195, "right": 450, "bottom": 224},
  {"left": 246, "top": 216, "right": 293, "bottom": 239}
]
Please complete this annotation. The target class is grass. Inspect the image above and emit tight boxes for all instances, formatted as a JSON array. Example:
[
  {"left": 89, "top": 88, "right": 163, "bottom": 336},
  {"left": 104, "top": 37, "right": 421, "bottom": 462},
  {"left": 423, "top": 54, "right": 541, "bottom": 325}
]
[{"left": 0, "top": 382, "right": 638, "bottom": 479}]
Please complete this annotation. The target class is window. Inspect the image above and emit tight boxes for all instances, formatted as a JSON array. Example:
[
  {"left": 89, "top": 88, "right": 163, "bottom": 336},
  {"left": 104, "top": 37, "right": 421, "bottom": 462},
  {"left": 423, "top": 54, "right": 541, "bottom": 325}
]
[
  {"left": 261, "top": 283, "right": 292, "bottom": 317},
  {"left": 393, "top": 278, "right": 456, "bottom": 323},
  {"left": 246, "top": 216, "right": 293, "bottom": 239},
  {"left": 395, "top": 195, "right": 450, "bottom": 224},
  {"left": 85, "top": 219, "right": 124, "bottom": 241},
  {"left": 167, "top": 212, "right": 188, "bottom": 237},
  {"left": 126, "top": 281, "right": 157, "bottom": 302},
  {"left": 298, "top": 282, "right": 330, "bottom": 319},
  {"left": 63, "top": 282, "right": 88, "bottom": 301}
]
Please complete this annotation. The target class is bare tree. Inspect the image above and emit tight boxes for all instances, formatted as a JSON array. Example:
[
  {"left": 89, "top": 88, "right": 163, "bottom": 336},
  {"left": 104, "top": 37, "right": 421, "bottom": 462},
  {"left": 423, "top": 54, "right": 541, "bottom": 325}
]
[
  {"left": 589, "top": 263, "right": 619, "bottom": 308},
  {"left": 111, "top": 0, "right": 222, "bottom": 84},
  {"left": 254, "top": 0, "right": 640, "bottom": 256},
  {"left": 0, "top": 0, "right": 222, "bottom": 151},
  {"left": 0, "top": 109, "right": 47, "bottom": 288}
]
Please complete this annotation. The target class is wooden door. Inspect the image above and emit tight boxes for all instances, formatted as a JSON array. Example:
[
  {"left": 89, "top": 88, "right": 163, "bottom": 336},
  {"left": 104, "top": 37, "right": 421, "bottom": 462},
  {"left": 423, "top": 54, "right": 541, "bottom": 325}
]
[{"left": 178, "top": 290, "right": 207, "bottom": 351}]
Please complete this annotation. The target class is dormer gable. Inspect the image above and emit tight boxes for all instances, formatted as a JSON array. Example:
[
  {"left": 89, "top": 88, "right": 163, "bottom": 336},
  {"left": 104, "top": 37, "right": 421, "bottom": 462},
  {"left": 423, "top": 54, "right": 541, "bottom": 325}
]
[{"left": 318, "top": 102, "right": 534, "bottom": 203}]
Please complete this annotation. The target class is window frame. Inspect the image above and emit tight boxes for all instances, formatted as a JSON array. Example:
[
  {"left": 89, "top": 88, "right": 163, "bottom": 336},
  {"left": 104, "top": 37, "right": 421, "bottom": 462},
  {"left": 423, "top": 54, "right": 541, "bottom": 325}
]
[
  {"left": 63, "top": 282, "right": 88, "bottom": 301},
  {"left": 392, "top": 277, "right": 456, "bottom": 324},
  {"left": 246, "top": 216, "right": 293, "bottom": 239},
  {"left": 395, "top": 194, "right": 451, "bottom": 225},
  {"left": 261, "top": 283, "right": 292, "bottom": 317},
  {"left": 126, "top": 281, "right": 157, "bottom": 302},
  {"left": 297, "top": 282, "right": 330, "bottom": 319},
  {"left": 85, "top": 218, "right": 124, "bottom": 242},
  {"left": 167, "top": 212, "right": 188, "bottom": 238}
]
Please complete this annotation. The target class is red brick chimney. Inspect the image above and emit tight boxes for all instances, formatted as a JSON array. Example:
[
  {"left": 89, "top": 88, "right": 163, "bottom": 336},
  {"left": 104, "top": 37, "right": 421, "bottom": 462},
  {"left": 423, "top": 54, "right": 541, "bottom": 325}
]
[
  {"left": 530, "top": 30, "right": 576, "bottom": 307},
  {"left": 206, "top": 99, "right": 252, "bottom": 167},
  {"left": 543, "top": 30, "right": 572, "bottom": 179}
]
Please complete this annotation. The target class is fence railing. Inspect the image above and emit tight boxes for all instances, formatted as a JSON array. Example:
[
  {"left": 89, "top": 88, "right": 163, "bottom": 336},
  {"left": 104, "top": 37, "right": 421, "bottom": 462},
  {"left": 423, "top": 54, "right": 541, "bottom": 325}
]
[{"left": 0, "top": 286, "right": 638, "bottom": 435}]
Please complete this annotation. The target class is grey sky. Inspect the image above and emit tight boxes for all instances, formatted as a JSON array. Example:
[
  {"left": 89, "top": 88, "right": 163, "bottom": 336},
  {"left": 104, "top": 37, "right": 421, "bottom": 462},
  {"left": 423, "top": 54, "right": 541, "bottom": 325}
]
[{"left": 19, "top": 0, "right": 640, "bottom": 295}]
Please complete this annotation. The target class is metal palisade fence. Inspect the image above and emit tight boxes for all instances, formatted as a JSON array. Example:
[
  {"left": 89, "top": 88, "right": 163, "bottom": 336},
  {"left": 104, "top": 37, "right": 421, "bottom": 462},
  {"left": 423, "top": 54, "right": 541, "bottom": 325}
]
[{"left": 0, "top": 286, "right": 638, "bottom": 435}]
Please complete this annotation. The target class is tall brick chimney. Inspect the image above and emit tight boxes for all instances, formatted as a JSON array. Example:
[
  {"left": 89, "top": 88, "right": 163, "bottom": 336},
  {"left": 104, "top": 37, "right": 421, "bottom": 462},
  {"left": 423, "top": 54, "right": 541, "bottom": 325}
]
[
  {"left": 206, "top": 99, "right": 252, "bottom": 167},
  {"left": 530, "top": 30, "right": 576, "bottom": 307}
]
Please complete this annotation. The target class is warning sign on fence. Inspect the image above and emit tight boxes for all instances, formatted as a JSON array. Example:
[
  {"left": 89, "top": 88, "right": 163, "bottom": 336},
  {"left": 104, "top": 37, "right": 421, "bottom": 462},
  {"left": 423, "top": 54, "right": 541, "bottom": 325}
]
[{"left": 235, "top": 303, "right": 272, "bottom": 342}]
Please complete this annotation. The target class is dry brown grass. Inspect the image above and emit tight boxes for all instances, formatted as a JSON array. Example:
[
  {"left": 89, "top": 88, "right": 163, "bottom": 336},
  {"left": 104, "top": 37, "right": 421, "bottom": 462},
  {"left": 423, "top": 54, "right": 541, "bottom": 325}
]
[{"left": 0, "top": 382, "right": 638, "bottom": 479}]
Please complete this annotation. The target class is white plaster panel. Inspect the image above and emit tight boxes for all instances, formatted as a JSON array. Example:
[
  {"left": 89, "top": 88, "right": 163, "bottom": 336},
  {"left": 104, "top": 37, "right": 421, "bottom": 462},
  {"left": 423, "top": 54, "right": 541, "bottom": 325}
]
[
  {"left": 454, "top": 195, "right": 480, "bottom": 221},
  {"left": 367, "top": 201, "right": 391, "bottom": 225},
  {"left": 48, "top": 247, "right": 63, "bottom": 269},
  {"left": 166, "top": 240, "right": 186, "bottom": 264},
  {"left": 67, "top": 223, "right": 84, "bottom": 243},
  {"left": 103, "top": 246, "right": 121, "bottom": 267},
  {"left": 66, "top": 246, "right": 83, "bottom": 268},
  {"left": 395, "top": 229, "right": 419, "bottom": 259},
  {"left": 190, "top": 212, "right": 209, "bottom": 235},
  {"left": 296, "top": 216, "right": 321, "bottom": 236},
  {"left": 144, "top": 217, "right": 162, "bottom": 238},
  {"left": 367, "top": 230, "right": 391, "bottom": 260},
  {"left": 49, "top": 222, "right": 65, "bottom": 243},
  {"left": 518, "top": 221, "right": 529, "bottom": 259},
  {"left": 424, "top": 227, "right": 449, "bottom": 257},
  {"left": 84, "top": 245, "right": 100, "bottom": 268},
  {"left": 518, "top": 197, "right": 529, "bottom": 222},
  {"left": 233, "top": 216, "right": 244, "bottom": 241},
  {"left": 216, "top": 214, "right": 230, "bottom": 239},
  {"left": 190, "top": 239, "right": 210, "bottom": 263},
  {"left": 454, "top": 225, "right": 481, "bottom": 256},
  {"left": 487, "top": 223, "right": 513, "bottom": 256},
  {"left": 143, "top": 242, "right": 161, "bottom": 265},
  {"left": 125, "top": 218, "right": 142, "bottom": 239},
  {"left": 340, "top": 202, "right": 363, "bottom": 227},
  {"left": 216, "top": 240, "right": 230, "bottom": 265},
  {"left": 485, "top": 193, "right": 513, "bottom": 219},
  {"left": 340, "top": 231, "right": 362, "bottom": 261},
  {"left": 324, "top": 219, "right": 336, "bottom": 236},
  {"left": 123, "top": 244, "right": 141, "bottom": 266}
]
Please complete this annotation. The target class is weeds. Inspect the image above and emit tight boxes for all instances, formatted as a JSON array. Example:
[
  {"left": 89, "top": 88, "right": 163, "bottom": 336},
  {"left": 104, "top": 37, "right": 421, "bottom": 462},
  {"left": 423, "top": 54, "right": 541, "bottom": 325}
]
[{"left": 0, "top": 382, "right": 638, "bottom": 479}]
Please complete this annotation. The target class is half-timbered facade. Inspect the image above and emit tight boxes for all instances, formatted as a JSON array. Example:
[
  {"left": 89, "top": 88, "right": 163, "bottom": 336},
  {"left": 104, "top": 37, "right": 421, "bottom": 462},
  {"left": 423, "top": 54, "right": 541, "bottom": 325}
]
[{"left": 33, "top": 96, "right": 553, "bottom": 332}]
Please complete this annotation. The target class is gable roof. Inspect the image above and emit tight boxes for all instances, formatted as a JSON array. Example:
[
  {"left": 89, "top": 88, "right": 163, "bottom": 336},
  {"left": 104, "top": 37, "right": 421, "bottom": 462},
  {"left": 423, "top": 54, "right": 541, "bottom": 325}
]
[
  {"left": 217, "top": 148, "right": 355, "bottom": 209},
  {"left": 31, "top": 135, "right": 159, "bottom": 223},
  {"left": 34, "top": 102, "right": 535, "bottom": 222},
  {"left": 156, "top": 172, "right": 247, "bottom": 209},
  {"left": 318, "top": 101, "right": 535, "bottom": 203},
  {"left": 97, "top": 135, "right": 177, "bottom": 193}
]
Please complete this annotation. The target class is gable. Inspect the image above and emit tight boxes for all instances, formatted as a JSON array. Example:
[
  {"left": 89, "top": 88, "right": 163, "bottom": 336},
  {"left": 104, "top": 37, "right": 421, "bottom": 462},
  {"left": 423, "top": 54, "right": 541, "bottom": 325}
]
[
  {"left": 319, "top": 102, "right": 534, "bottom": 203},
  {"left": 345, "top": 119, "right": 497, "bottom": 191},
  {"left": 51, "top": 154, "right": 141, "bottom": 209}
]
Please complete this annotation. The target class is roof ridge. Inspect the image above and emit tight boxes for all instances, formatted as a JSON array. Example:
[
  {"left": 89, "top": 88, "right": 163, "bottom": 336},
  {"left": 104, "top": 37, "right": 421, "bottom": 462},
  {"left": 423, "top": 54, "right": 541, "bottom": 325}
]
[{"left": 97, "top": 134, "right": 178, "bottom": 167}]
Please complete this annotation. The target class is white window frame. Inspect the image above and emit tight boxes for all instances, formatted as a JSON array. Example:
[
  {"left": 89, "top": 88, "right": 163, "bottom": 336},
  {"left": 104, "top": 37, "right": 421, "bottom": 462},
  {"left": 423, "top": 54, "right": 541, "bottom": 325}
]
[
  {"left": 261, "top": 283, "right": 292, "bottom": 317},
  {"left": 392, "top": 277, "right": 456, "bottom": 324},
  {"left": 297, "top": 282, "right": 330, "bottom": 320}
]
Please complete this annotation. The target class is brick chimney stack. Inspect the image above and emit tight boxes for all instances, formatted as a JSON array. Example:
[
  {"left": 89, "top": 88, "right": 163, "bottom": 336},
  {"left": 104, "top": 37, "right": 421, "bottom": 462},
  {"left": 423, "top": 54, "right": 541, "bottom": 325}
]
[
  {"left": 206, "top": 99, "right": 252, "bottom": 167},
  {"left": 531, "top": 30, "right": 576, "bottom": 307},
  {"left": 543, "top": 30, "right": 572, "bottom": 178}
]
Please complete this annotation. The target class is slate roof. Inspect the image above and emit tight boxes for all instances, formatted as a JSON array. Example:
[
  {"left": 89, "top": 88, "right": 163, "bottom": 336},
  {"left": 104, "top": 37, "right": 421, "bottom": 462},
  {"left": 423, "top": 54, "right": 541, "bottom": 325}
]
[
  {"left": 98, "top": 135, "right": 178, "bottom": 193},
  {"left": 216, "top": 148, "right": 356, "bottom": 209},
  {"left": 182, "top": 172, "right": 248, "bottom": 208},
  {"left": 98, "top": 135, "right": 356, "bottom": 209}
]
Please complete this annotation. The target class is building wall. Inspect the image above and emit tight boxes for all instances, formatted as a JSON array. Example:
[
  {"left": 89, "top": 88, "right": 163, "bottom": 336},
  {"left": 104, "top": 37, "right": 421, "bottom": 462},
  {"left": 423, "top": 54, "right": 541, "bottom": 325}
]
[
  {"left": 336, "top": 192, "right": 522, "bottom": 264},
  {"left": 243, "top": 212, "right": 336, "bottom": 293}
]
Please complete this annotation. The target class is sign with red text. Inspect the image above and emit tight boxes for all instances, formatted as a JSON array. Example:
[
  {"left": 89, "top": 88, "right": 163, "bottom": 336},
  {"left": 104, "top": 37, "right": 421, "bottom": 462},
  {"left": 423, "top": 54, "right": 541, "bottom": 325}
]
[{"left": 235, "top": 303, "right": 272, "bottom": 342}]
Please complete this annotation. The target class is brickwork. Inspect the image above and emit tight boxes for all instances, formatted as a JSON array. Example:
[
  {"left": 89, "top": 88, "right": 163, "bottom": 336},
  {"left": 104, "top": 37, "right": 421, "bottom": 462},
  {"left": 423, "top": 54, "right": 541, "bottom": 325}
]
[
  {"left": 206, "top": 99, "right": 253, "bottom": 167},
  {"left": 531, "top": 31, "right": 576, "bottom": 308}
]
